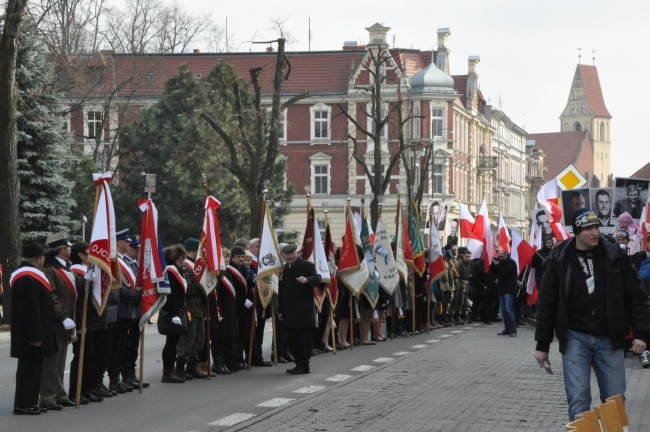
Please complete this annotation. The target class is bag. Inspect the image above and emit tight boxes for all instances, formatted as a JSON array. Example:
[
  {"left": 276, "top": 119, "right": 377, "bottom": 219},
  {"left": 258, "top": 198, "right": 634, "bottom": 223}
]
[{"left": 157, "top": 309, "right": 189, "bottom": 336}]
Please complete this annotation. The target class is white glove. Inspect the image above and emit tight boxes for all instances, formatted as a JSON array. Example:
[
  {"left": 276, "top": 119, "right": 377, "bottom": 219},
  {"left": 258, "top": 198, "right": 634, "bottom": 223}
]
[
  {"left": 62, "top": 318, "right": 76, "bottom": 330},
  {"left": 171, "top": 316, "right": 182, "bottom": 325},
  {"left": 244, "top": 299, "right": 253, "bottom": 309},
  {"left": 84, "top": 269, "right": 94, "bottom": 281}
]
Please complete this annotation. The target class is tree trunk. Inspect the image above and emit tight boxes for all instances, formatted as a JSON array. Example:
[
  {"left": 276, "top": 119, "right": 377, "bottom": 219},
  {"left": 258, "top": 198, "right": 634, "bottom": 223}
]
[{"left": 0, "top": 0, "right": 29, "bottom": 323}]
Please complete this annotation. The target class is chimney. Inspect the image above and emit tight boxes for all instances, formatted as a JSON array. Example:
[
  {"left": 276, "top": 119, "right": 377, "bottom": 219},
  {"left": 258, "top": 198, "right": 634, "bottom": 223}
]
[
  {"left": 193, "top": 49, "right": 201, "bottom": 54},
  {"left": 266, "top": 46, "right": 274, "bottom": 52},
  {"left": 365, "top": 23, "right": 391, "bottom": 48},
  {"left": 436, "top": 28, "right": 450, "bottom": 74},
  {"left": 466, "top": 56, "right": 480, "bottom": 109}
]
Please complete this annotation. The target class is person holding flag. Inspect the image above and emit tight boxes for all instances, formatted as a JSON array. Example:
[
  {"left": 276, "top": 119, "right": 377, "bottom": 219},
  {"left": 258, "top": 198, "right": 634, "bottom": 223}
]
[
  {"left": 161, "top": 244, "right": 189, "bottom": 383},
  {"left": 490, "top": 249, "right": 519, "bottom": 337}
]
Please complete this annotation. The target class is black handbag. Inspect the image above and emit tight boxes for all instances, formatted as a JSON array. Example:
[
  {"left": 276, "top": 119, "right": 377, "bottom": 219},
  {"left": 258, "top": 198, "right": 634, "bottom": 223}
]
[{"left": 157, "top": 310, "right": 189, "bottom": 336}]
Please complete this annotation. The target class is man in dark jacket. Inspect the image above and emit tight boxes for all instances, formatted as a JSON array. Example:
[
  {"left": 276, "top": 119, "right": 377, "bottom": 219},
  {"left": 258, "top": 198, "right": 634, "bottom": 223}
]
[
  {"left": 278, "top": 243, "right": 321, "bottom": 374},
  {"left": 11, "top": 242, "right": 57, "bottom": 415},
  {"left": 533, "top": 209, "right": 650, "bottom": 420},
  {"left": 490, "top": 249, "right": 519, "bottom": 337}
]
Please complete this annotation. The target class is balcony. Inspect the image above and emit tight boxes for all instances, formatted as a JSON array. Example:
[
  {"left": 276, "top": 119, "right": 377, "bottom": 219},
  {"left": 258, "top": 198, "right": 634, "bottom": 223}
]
[{"left": 476, "top": 156, "right": 498, "bottom": 172}]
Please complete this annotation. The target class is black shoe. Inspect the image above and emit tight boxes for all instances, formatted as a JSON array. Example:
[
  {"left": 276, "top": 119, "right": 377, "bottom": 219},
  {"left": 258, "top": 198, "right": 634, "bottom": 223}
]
[
  {"left": 226, "top": 363, "right": 241, "bottom": 372},
  {"left": 161, "top": 372, "right": 185, "bottom": 383},
  {"left": 78, "top": 397, "right": 90, "bottom": 405},
  {"left": 91, "top": 387, "right": 113, "bottom": 398},
  {"left": 287, "top": 366, "right": 310, "bottom": 375},
  {"left": 284, "top": 353, "right": 296, "bottom": 362},
  {"left": 41, "top": 403, "right": 63, "bottom": 411},
  {"left": 311, "top": 348, "right": 320, "bottom": 356},
  {"left": 14, "top": 406, "right": 41, "bottom": 415},
  {"left": 100, "top": 383, "right": 118, "bottom": 396},
  {"left": 237, "top": 361, "right": 249, "bottom": 370},
  {"left": 335, "top": 343, "right": 348, "bottom": 351},
  {"left": 119, "top": 380, "right": 134, "bottom": 392},
  {"left": 497, "top": 330, "right": 510, "bottom": 335},
  {"left": 482, "top": 321, "right": 492, "bottom": 325},
  {"left": 510, "top": 333, "right": 517, "bottom": 337},
  {"left": 212, "top": 363, "right": 233, "bottom": 375},
  {"left": 178, "top": 371, "right": 194, "bottom": 381},
  {"left": 86, "top": 394, "right": 103, "bottom": 403},
  {"left": 109, "top": 382, "right": 126, "bottom": 394},
  {"left": 128, "top": 377, "right": 150, "bottom": 388},
  {"left": 252, "top": 359, "right": 273, "bottom": 367},
  {"left": 57, "top": 400, "right": 77, "bottom": 408},
  {"left": 276, "top": 356, "right": 288, "bottom": 363},
  {"left": 286, "top": 366, "right": 298, "bottom": 374}
]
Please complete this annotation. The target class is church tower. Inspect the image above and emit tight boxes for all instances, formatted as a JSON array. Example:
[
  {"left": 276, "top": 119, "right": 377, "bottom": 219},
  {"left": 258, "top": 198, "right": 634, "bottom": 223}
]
[{"left": 560, "top": 65, "right": 612, "bottom": 185}]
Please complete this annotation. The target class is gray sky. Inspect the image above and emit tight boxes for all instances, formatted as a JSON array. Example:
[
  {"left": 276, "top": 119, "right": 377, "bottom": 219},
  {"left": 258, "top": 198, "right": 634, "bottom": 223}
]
[{"left": 179, "top": 0, "right": 650, "bottom": 178}]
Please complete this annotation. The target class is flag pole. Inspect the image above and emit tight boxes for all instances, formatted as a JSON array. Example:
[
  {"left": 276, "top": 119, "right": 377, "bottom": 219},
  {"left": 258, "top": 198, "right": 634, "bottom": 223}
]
[
  {"left": 75, "top": 180, "right": 102, "bottom": 408},
  {"left": 347, "top": 196, "right": 354, "bottom": 350},
  {"left": 200, "top": 175, "right": 214, "bottom": 380},
  {"left": 248, "top": 189, "right": 268, "bottom": 370},
  {"left": 325, "top": 210, "right": 336, "bottom": 355},
  {"left": 138, "top": 180, "right": 156, "bottom": 393},
  {"left": 427, "top": 227, "right": 432, "bottom": 335},
  {"left": 409, "top": 191, "right": 416, "bottom": 338}
]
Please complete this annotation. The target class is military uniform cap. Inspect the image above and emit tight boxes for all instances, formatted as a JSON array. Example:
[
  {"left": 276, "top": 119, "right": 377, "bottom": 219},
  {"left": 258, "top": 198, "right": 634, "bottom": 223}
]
[
  {"left": 182, "top": 238, "right": 200, "bottom": 252},
  {"left": 116, "top": 228, "right": 130, "bottom": 241},
  {"left": 45, "top": 232, "right": 72, "bottom": 248},
  {"left": 128, "top": 235, "right": 140, "bottom": 247}
]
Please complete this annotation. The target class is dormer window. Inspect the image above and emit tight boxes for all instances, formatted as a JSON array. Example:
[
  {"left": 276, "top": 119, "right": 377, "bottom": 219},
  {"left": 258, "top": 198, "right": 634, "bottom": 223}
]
[{"left": 88, "top": 66, "right": 105, "bottom": 86}]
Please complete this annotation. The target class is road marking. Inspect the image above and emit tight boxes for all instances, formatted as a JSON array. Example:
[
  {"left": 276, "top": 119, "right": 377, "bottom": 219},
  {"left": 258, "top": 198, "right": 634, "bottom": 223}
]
[
  {"left": 393, "top": 351, "right": 412, "bottom": 356},
  {"left": 325, "top": 374, "right": 351, "bottom": 382},
  {"left": 373, "top": 357, "right": 395, "bottom": 363},
  {"left": 352, "top": 365, "right": 375, "bottom": 372},
  {"left": 256, "top": 398, "right": 294, "bottom": 408},
  {"left": 440, "top": 334, "right": 452, "bottom": 338},
  {"left": 426, "top": 339, "right": 441, "bottom": 343},
  {"left": 412, "top": 344, "right": 428, "bottom": 349},
  {"left": 209, "top": 413, "right": 256, "bottom": 426},
  {"left": 451, "top": 330, "right": 463, "bottom": 334},
  {"left": 293, "top": 385, "right": 325, "bottom": 394}
]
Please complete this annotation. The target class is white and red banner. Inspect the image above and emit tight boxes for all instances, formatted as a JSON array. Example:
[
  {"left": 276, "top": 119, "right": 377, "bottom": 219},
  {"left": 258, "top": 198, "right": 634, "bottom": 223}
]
[
  {"left": 88, "top": 172, "right": 121, "bottom": 315},
  {"left": 256, "top": 204, "right": 283, "bottom": 309},
  {"left": 511, "top": 230, "right": 534, "bottom": 276},
  {"left": 458, "top": 200, "right": 476, "bottom": 239},
  {"left": 338, "top": 204, "right": 370, "bottom": 297},
  {"left": 498, "top": 213, "right": 511, "bottom": 254},
  {"left": 302, "top": 206, "right": 331, "bottom": 311},
  {"left": 537, "top": 179, "right": 569, "bottom": 242},
  {"left": 427, "top": 223, "right": 446, "bottom": 284},
  {"left": 467, "top": 199, "right": 493, "bottom": 272},
  {"left": 137, "top": 198, "right": 168, "bottom": 330},
  {"left": 395, "top": 200, "right": 410, "bottom": 283},
  {"left": 194, "top": 196, "right": 224, "bottom": 295},
  {"left": 324, "top": 220, "right": 339, "bottom": 307},
  {"left": 374, "top": 216, "right": 399, "bottom": 296}
]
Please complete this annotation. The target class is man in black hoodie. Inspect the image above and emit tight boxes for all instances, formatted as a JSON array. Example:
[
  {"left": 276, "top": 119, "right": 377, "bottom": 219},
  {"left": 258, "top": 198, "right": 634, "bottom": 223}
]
[{"left": 533, "top": 209, "right": 650, "bottom": 420}]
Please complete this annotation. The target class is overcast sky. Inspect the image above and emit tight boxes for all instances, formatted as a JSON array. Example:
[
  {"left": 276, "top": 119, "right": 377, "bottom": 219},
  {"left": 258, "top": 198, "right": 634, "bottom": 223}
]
[{"left": 178, "top": 0, "right": 649, "bottom": 178}]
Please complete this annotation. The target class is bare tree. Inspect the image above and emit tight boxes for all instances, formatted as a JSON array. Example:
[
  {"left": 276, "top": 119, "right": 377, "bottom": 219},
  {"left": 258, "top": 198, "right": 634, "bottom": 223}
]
[{"left": 0, "top": 0, "right": 29, "bottom": 323}]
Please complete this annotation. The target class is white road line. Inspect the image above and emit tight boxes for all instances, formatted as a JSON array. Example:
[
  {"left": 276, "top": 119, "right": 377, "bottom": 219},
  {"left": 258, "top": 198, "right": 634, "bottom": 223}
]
[
  {"left": 392, "top": 351, "right": 412, "bottom": 356},
  {"left": 426, "top": 339, "right": 441, "bottom": 343},
  {"left": 293, "top": 385, "right": 325, "bottom": 394},
  {"left": 373, "top": 357, "right": 395, "bottom": 363},
  {"left": 440, "top": 334, "right": 452, "bottom": 338},
  {"left": 412, "top": 344, "right": 428, "bottom": 349},
  {"left": 208, "top": 413, "right": 256, "bottom": 426},
  {"left": 325, "top": 374, "right": 351, "bottom": 382},
  {"left": 451, "top": 330, "right": 464, "bottom": 334},
  {"left": 352, "top": 365, "right": 375, "bottom": 372},
  {"left": 256, "top": 398, "right": 294, "bottom": 408}
]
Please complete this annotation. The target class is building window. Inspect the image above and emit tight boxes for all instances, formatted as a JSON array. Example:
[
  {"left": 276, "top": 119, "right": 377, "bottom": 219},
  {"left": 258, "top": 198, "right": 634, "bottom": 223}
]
[
  {"left": 278, "top": 110, "right": 286, "bottom": 140},
  {"left": 433, "top": 164, "right": 443, "bottom": 194},
  {"left": 413, "top": 104, "right": 421, "bottom": 139},
  {"left": 310, "top": 104, "right": 331, "bottom": 141},
  {"left": 432, "top": 108, "right": 443, "bottom": 137},
  {"left": 317, "top": 220, "right": 326, "bottom": 238},
  {"left": 88, "top": 111, "right": 103, "bottom": 139},
  {"left": 61, "top": 114, "right": 69, "bottom": 132},
  {"left": 88, "top": 66, "right": 105, "bottom": 86},
  {"left": 309, "top": 152, "right": 332, "bottom": 194},
  {"left": 574, "top": 121, "right": 581, "bottom": 132},
  {"left": 367, "top": 103, "right": 388, "bottom": 140}
]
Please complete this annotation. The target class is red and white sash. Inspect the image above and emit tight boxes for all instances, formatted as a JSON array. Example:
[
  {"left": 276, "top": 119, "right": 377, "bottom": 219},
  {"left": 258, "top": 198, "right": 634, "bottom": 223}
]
[
  {"left": 183, "top": 259, "right": 195, "bottom": 272},
  {"left": 227, "top": 265, "right": 247, "bottom": 288},
  {"left": 166, "top": 265, "right": 188, "bottom": 293},
  {"left": 10, "top": 267, "right": 52, "bottom": 292},
  {"left": 71, "top": 264, "right": 87, "bottom": 277},
  {"left": 54, "top": 267, "right": 78, "bottom": 300},
  {"left": 118, "top": 257, "right": 137, "bottom": 290},
  {"left": 221, "top": 276, "right": 236, "bottom": 300}
]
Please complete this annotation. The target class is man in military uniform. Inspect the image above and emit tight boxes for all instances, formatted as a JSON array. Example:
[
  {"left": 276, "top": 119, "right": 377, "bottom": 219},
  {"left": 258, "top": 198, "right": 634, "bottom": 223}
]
[
  {"left": 11, "top": 242, "right": 57, "bottom": 415},
  {"left": 278, "top": 243, "right": 321, "bottom": 374},
  {"left": 176, "top": 238, "right": 208, "bottom": 379},
  {"left": 452, "top": 249, "right": 473, "bottom": 324},
  {"left": 40, "top": 233, "right": 77, "bottom": 410}
]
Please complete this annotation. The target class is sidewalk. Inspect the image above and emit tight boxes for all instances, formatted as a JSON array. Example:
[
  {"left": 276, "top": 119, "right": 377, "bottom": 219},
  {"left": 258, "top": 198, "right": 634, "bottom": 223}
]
[{"left": 231, "top": 323, "right": 649, "bottom": 432}]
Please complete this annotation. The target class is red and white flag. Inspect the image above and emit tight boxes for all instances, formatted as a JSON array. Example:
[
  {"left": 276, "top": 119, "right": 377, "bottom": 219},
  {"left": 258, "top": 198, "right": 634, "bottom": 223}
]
[
  {"left": 537, "top": 179, "right": 569, "bottom": 242},
  {"left": 467, "top": 199, "right": 493, "bottom": 271},
  {"left": 427, "top": 223, "right": 446, "bottom": 283},
  {"left": 194, "top": 196, "right": 224, "bottom": 295},
  {"left": 302, "top": 206, "right": 331, "bottom": 311},
  {"left": 525, "top": 221, "right": 542, "bottom": 305},
  {"left": 641, "top": 194, "right": 650, "bottom": 251},
  {"left": 338, "top": 204, "right": 370, "bottom": 297},
  {"left": 511, "top": 230, "right": 535, "bottom": 276},
  {"left": 458, "top": 200, "right": 476, "bottom": 239},
  {"left": 498, "top": 213, "right": 511, "bottom": 254},
  {"left": 87, "top": 172, "right": 121, "bottom": 315},
  {"left": 137, "top": 198, "right": 168, "bottom": 330}
]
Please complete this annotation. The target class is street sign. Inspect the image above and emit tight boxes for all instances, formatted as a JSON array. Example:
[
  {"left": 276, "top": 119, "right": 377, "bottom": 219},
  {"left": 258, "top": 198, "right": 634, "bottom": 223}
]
[{"left": 555, "top": 164, "right": 587, "bottom": 190}]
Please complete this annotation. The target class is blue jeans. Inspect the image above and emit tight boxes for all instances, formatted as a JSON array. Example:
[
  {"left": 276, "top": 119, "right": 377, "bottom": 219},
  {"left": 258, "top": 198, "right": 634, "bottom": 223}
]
[
  {"left": 562, "top": 330, "right": 626, "bottom": 420},
  {"left": 498, "top": 294, "right": 516, "bottom": 334}
]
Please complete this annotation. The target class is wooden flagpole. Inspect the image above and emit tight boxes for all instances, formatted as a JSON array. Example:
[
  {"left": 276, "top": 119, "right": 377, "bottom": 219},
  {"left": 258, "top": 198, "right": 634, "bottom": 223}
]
[
  {"left": 201, "top": 175, "right": 213, "bottom": 380},
  {"left": 324, "top": 210, "right": 336, "bottom": 355}
]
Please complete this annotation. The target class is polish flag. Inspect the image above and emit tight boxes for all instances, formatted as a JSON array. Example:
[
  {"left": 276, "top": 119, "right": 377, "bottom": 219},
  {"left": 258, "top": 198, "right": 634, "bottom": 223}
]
[
  {"left": 498, "top": 213, "right": 511, "bottom": 254},
  {"left": 511, "top": 230, "right": 534, "bottom": 276},
  {"left": 537, "top": 179, "right": 569, "bottom": 242},
  {"left": 458, "top": 200, "right": 476, "bottom": 239},
  {"left": 525, "top": 221, "right": 542, "bottom": 305},
  {"left": 467, "top": 199, "right": 493, "bottom": 272}
]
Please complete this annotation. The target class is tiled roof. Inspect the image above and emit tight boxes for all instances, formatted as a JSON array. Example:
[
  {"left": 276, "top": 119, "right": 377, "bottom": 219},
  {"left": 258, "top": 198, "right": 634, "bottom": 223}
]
[
  {"left": 527, "top": 131, "right": 590, "bottom": 180},
  {"left": 631, "top": 162, "right": 650, "bottom": 179},
  {"left": 578, "top": 65, "right": 611, "bottom": 118}
]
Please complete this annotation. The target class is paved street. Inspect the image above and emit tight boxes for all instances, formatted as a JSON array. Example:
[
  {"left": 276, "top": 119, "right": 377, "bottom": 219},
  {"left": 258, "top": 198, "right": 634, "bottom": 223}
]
[{"left": 0, "top": 321, "right": 648, "bottom": 432}]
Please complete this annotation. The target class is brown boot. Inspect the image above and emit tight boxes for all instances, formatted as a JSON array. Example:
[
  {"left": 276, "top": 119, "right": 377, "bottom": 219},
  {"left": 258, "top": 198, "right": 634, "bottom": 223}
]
[{"left": 196, "top": 362, "right": 216, "bottom": 378}]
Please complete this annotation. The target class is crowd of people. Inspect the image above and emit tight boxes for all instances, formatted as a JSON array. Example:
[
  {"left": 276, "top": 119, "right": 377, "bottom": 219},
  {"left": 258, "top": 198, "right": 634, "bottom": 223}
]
[{"left": 8, "top": 207, "right": 650, "bottom": 417}]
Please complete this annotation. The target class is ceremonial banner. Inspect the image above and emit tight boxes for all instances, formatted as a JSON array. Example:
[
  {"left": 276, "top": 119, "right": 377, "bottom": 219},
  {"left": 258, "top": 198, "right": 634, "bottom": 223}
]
[
  {"left": 409, "top": 200, "right": 425, "bottom": 276},
  {"left": 324, "top": 221, "right": 339, "bottom": 308},
  {"left": 138, "top": 198, "right": 169, "bottom": 330},
  {"left": 374, "top": 216, "right": 399, "bottom": 295},
  {"left": 526, "top": 220, "right": 542, "bottom": 306},
  {"left": 467, "top": 199, "right": 493, "bottom": 272},
  {"left": 427, "top": 223, "right": 446, "bottom": 283},
  {"left": 302, "top": 207, "right": 330, "bottom": 311},
  {"left": 458, "top": 200, "right": 476, "bottom": 239},
  {"left": 257, "top": 206, "right": 283, "bottom": 309},
  {"left": 395, "top": 201, "right": 408, "bottom": 282},
  {"left": 360, "top": 217, "right": 379, "bottom": 308},
  {"left": 338, "top": 205, "right": 370, "bottom": 297},
  {"left": 194, "top": 196, "right": 224, "bottom": 295},
  {"left": 87, "top": 172, "right": 121, "bottom": 315},
  {"left": 498, "top": 213, "right": 511, "bottom": 254}
]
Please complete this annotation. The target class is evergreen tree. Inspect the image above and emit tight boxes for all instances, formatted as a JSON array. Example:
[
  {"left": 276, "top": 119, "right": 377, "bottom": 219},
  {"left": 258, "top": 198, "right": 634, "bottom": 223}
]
[{"left": 16, "top": 24, "right": 79, "bottom": 242}]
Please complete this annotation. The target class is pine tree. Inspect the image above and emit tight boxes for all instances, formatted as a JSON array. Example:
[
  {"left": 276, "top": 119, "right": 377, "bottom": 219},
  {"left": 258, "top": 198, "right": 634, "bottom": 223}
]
[{"left": 16, "top": 25, "right": 79, "bottom": 242}]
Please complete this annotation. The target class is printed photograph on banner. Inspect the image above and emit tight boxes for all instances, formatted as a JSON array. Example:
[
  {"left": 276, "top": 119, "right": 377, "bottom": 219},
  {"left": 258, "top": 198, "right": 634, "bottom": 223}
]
[
  {"left": 612, "top": 177, "right": 650, "bottom": 222},
  {"left": 445, "top": 217, "right": 459, "bottom": 249},
  {"left": 425, "top": 199, "right": 449, "bottom": 233},
  {"left": 532, "top": 208, "right": 553, "bottom": 240},
  {"left": 589, "top": 187, "right": 615, "bottom": 233},
  {"left": 561, "top": 188, "right": 590, "bottom": 228}
]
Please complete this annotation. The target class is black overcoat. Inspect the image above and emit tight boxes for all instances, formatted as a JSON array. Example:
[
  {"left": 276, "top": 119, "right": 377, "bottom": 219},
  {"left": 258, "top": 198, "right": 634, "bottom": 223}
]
[{"left": 278, "top": 259, "right": 321, "bottom": 329}]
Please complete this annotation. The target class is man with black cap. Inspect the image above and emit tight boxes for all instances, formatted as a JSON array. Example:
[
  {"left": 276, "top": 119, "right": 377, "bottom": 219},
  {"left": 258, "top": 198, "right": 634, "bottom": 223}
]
[
  {"left": 278, "top": 243, "right": 321, "bottom": 374},
  {"left": 533, "top": 208, "right": 650, "bottom": 420},
  {"left": 40, "top": 232, "right": 78, "bottom": 410},
  {"left": 11, "top": 242, "right": 57, "bottom": 415}
]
